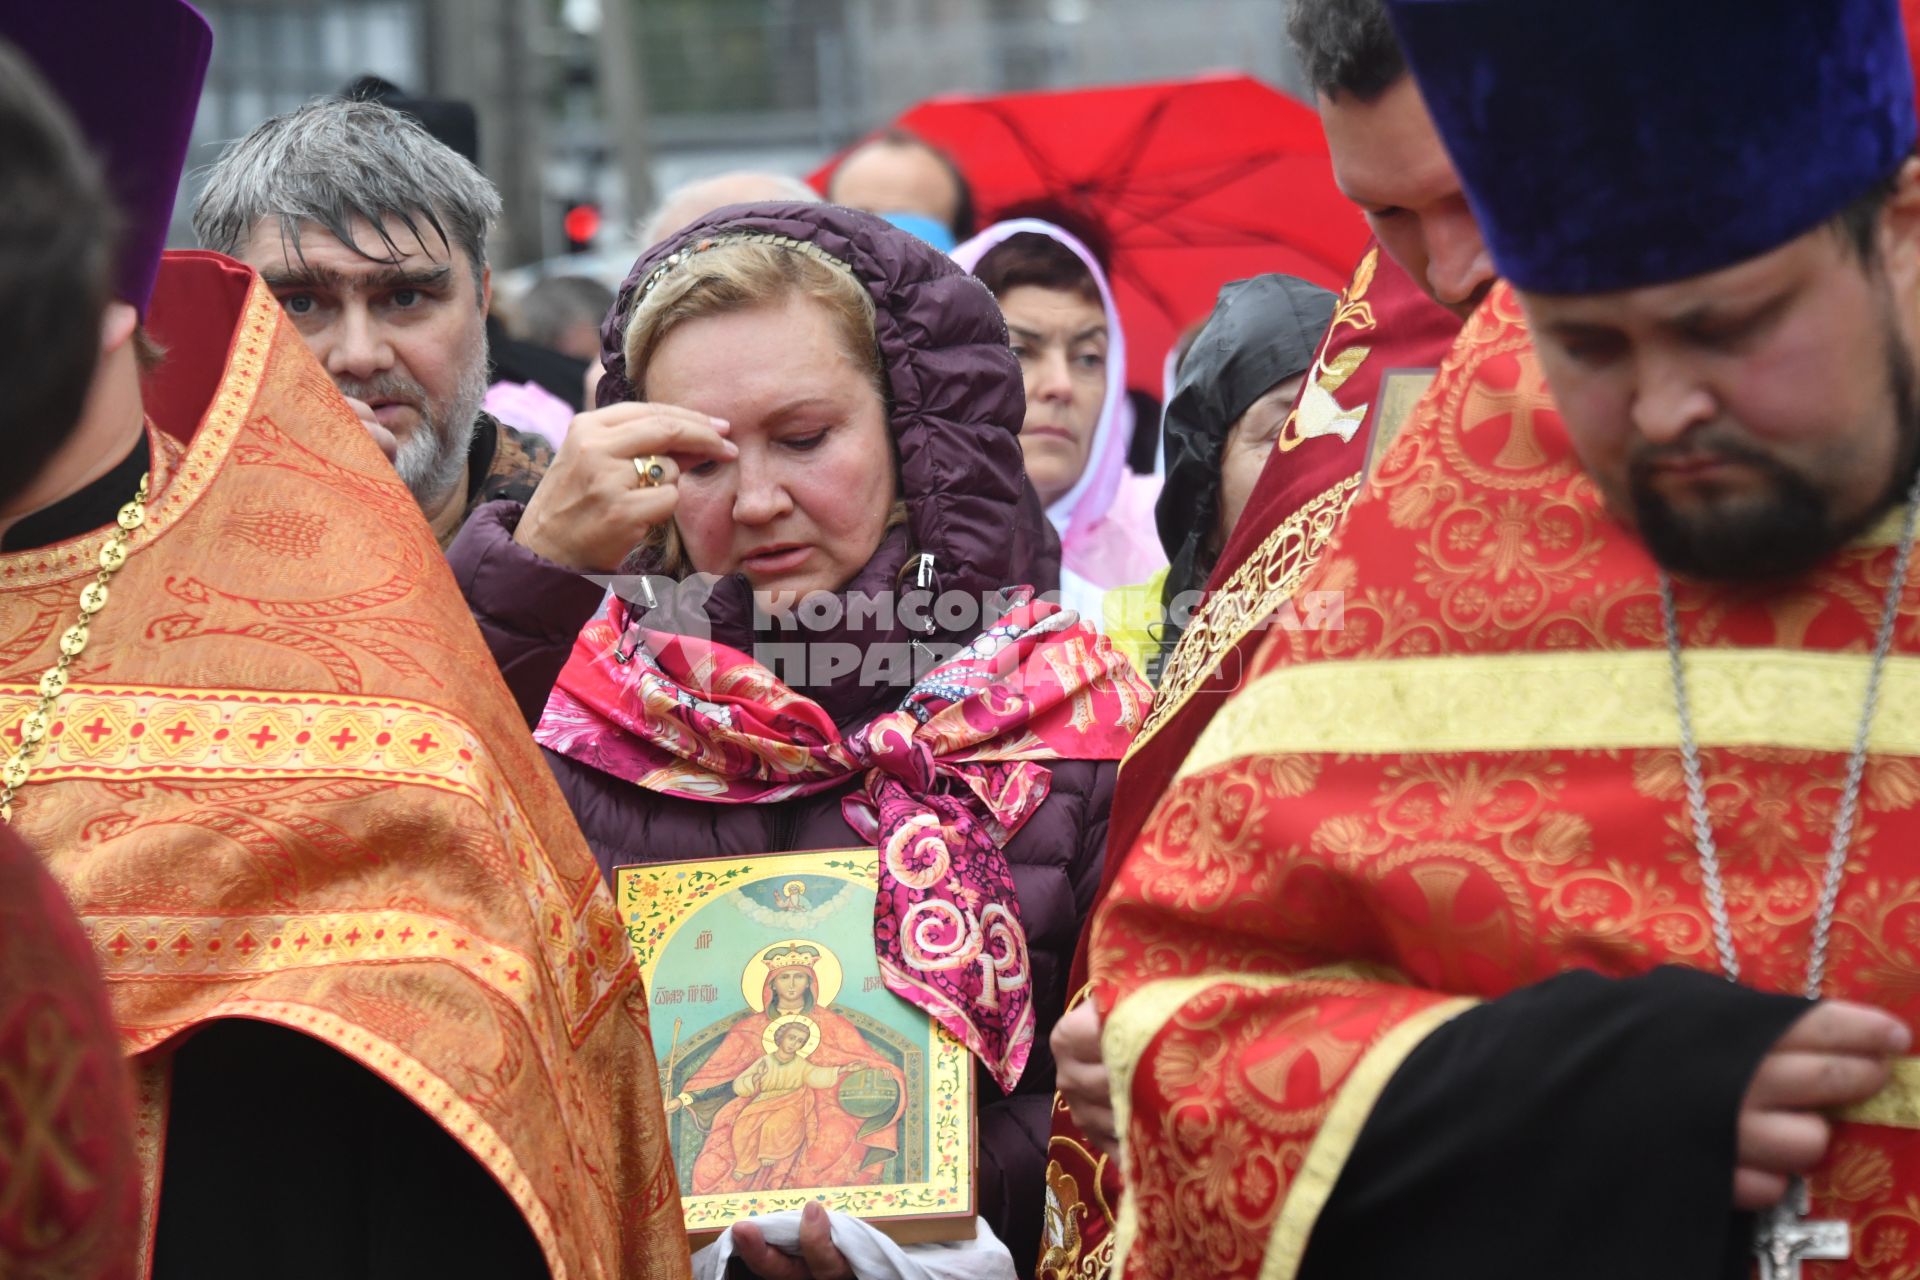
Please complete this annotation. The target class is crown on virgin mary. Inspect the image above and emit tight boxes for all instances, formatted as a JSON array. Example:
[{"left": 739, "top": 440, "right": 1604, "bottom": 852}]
[{"left": 763, "top": 944, "right": 822, "bottom": 970}]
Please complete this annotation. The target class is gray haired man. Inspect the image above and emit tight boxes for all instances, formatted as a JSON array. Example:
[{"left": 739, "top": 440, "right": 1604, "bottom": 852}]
[{"left": 194, "top": 98, "right": 552, "bottom": 547}]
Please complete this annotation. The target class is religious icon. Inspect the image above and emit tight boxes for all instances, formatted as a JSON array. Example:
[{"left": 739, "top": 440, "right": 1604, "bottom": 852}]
[
  {"left": 618, "top": 850, "right": 975, "bottom": 1243},
  {"left": 664, "top": 941, "right": 906, "bottom": 1195}
]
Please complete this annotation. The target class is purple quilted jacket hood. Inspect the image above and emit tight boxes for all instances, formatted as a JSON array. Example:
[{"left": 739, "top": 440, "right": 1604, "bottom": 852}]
[{"left": 596, "top": 203, "right": 1057, "bottom": 688}]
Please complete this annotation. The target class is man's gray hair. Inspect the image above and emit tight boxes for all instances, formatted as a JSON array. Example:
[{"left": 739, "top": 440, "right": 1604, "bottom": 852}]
[{"left": 193, "top": 98, "right": 502, "bottom": 292}]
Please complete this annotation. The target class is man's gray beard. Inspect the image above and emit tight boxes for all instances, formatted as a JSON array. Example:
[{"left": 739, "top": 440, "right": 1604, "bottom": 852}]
[{"left": 393, "top": 335, "right": 490, "bottom": 511}]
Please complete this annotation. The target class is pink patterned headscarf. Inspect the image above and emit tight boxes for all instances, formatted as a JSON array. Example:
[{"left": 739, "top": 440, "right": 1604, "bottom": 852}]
[{"left": 536, "top": 592, "right": 1149, "bottom": 1092}]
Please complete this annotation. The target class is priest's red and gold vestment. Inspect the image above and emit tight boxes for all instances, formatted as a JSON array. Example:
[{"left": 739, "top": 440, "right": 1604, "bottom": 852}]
[
  {"left": 1089, "top": 285, "right": 1920, "bottom": 1279},
  {"left": 0, "top": 823, "right": 139, "bottom": 1280},
  {"left": 0, "top": 252, "right": 687, "bottom": 1280},
  {"left": 1038, "top": 243, "right": 1459, "bottom": 1279}
]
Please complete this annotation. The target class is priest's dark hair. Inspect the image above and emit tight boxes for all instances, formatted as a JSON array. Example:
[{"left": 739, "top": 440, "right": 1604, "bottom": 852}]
[
  {"left": 1287, "top": 0, "right": 1406, "bottom": 102},
  {"left": 1835, "top": 161, "right": 1910, "bottom": 267},
  {"left": 0, "top": 37, "right": 117, "bottom": 510}
]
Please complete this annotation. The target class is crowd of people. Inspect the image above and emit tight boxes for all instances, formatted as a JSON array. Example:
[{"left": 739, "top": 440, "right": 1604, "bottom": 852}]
[{"left": 8, "top": 0, "right": 1920, "bottom": 1278}]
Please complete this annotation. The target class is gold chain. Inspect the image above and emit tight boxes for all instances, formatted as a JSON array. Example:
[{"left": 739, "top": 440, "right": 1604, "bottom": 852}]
[{"left": 1, "top": 472, "right": 148, "bottom": 824}]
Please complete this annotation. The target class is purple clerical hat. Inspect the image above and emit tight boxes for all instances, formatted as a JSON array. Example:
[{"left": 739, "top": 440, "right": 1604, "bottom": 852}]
[
  {"left": 2, "top": 1, "right": 212, "bottom": 315},
  {"left": 1384, "top": 0, "right": 1916, "bottom": 295}
]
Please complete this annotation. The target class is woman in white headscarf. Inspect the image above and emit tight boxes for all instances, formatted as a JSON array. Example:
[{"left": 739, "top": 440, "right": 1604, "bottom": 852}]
[{"left": 954, "top": 220, "right": 1166, "bottom": 615}]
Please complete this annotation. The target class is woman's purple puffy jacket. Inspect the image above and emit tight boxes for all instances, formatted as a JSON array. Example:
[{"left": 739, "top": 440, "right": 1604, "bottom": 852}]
[{"left": 450, "top": 202, "right": 1127, "bottom": 1275}]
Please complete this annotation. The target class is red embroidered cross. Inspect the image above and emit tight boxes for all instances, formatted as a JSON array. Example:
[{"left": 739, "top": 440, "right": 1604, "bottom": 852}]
[
  {"left": 409, "top": 731, "right": 439, "bottom": 754},
  {"left": 247, "top": 724, "right": 278, "bottom": 749},
  {"left": 329, "top": 727, "right": 359, "bottom": 750},
  {"left": 81, "top": 718, "right": 111, "bottom": 744},
  {"left": 344, "top": 928, "right": 362, "bottom": 945},
  {"left": 107, "top": 934, "right": 132, "bottom": 957},
  {"left": 171, "top": 935, "right": 194, "bottom": 957},
  {"left": 397, "top": 926, "right": 415, "bottom": 942},
  {"left": 162, "top": 721, "right": 195, "bottom": 745},
  {"left": 234, "top": 934, "right": 258, "bottom": 955},
  {"left": 3, "top": 724, "right": 19, "bottom": 747}
]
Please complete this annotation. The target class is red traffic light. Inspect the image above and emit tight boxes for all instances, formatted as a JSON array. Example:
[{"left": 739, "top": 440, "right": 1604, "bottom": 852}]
[{"left": 563, "top": 203, "right": 602, "bottom": 246}]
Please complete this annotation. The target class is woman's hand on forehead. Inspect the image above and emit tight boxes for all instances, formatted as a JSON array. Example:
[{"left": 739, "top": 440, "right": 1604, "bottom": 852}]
[{"left": 513, "top": 401, "right": 735, "bottom": 574}]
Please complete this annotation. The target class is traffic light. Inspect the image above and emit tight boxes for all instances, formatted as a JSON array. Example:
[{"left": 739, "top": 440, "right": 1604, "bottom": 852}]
[{"left": 563, "top": 201, "right": 601, "bottom": 253}]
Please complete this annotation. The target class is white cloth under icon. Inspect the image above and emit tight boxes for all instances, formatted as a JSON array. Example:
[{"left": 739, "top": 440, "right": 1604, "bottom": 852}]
[{"left": 689, "top": 1212, "right": 1015, "bottom": 1280}]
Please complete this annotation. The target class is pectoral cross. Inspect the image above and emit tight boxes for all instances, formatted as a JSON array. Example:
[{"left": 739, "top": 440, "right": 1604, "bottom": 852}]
[{"left": 1753, "top": 1177, "right": 1848, "bottom": 1279}]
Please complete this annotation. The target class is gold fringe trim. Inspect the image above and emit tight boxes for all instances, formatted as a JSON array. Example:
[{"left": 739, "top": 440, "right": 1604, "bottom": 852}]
[
  {"left": 1100, "top": 964, "right": 1412, "bottom": 1278},
  {"left": 1125, "top": 474, "right": 1362, "bottom": 764},
  {"left": 1256, "top": 998, "right": 1477, "bottom": 1280}
]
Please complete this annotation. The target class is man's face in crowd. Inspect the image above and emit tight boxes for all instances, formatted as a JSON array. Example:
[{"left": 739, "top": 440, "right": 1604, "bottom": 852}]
[
  {"left": 1525, "top": 165, "right": 1920, "bottom": 583},
  {"left": 1322, "top": 76, "right": 1495, "bottom": 320},
  {"left": 238, "top": 213, "right": 491, "bottom": 508},
  {"left": 1000, "top": 283, "right": 1108, "bottom": 505},
  {"left": 828, "top": 140, "right": 960, "bottom": 233}
]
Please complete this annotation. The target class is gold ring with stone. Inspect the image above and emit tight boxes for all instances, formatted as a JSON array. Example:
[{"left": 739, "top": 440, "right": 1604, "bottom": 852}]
[{"left": 635, "top": 455, "right": 667, "bottom": 487}]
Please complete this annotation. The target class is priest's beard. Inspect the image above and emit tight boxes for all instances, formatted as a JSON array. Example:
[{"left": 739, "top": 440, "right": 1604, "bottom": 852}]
[
  {"left": 337, "top": 338, "right": 488, "bottom": 512},
  {"left": 1628, "top": 329, "right": 1920, "bottom": 585}
]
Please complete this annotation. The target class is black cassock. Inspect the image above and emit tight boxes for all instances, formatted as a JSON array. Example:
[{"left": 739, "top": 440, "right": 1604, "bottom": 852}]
[
  {"left": 1301, "top": 967, "right": 1808, "bottom": 1280},
  {"left": 152, "top": 1021, "right": 552, "bottom": 1280}
]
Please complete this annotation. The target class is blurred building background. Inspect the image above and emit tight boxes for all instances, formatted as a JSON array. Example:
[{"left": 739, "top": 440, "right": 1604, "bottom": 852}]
[{"left": 172, "top": 0, "right": 1305, "bottom": 279}]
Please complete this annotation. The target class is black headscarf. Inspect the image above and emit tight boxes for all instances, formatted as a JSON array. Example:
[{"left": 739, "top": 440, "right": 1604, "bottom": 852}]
[{"left": 1155, "top": 274, "right": 1337, "bottom": 620}]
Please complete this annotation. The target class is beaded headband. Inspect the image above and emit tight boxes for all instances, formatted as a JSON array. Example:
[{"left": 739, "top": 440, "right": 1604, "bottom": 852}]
[{"left": 632, "top": 230, "right": 859, "bottom": 305}]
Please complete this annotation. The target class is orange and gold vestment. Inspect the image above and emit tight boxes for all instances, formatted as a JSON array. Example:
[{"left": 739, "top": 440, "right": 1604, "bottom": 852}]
[
  {"left": 1089, "top": 285, "right": 1920, "bottom": 1279},
  {"left": 0, "top": 252, "right": 686, "bottom": 1280}
]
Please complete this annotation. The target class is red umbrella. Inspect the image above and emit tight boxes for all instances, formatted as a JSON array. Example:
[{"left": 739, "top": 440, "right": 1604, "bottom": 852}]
[{"left": 814, "top": 74, "right": 1369, "bottom": 395}]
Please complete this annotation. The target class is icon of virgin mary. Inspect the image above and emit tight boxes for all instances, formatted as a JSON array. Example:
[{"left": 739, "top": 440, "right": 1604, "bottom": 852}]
[{"left": 664, "top": 941, "right": 907, "bottom": 1193}]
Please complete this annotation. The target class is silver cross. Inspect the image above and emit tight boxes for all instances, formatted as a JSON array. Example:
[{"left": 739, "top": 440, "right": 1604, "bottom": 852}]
[{"left": 1754, "top": 1177, "right": 1848, "bottom": 1280}]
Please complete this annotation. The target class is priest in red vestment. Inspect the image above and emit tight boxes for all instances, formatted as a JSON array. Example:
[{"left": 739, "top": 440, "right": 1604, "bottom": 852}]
[
  {"left": 1091, "top": 1, "right": 1920, "bottom": 1277},
  {"left": 1037, "top": 7, "right": 1465, "bottom": 1272},
  {"left": 0, "top": 6, "right": 684, "bottom": 1278},
  {"left": 1038, "top": 239, "right": 1458, "bottom": 1280}
]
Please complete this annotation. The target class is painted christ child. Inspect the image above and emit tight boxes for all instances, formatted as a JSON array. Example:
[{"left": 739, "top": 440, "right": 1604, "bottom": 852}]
[
  {"left": 718, "top": 1018, "right": 866, "bottom": 1185},
  {"left": 666, "top": 948, "right": 906, "bottom": 1194}
]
